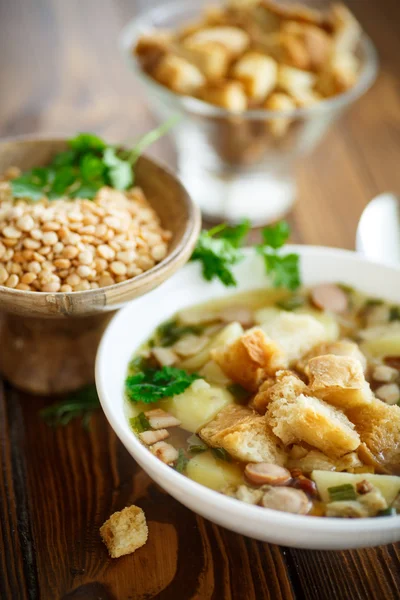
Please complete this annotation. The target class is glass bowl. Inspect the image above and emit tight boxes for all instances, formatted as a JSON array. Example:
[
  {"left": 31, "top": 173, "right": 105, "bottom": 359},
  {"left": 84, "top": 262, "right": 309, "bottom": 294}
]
[{"left": 120, "top": 0, "right": 378, "bottom": 225}]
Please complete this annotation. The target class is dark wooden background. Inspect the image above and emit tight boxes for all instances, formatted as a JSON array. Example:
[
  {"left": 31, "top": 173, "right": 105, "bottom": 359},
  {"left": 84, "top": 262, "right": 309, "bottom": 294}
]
[{"left": 1, "top": 1, "right": 400, "bottom": 599}]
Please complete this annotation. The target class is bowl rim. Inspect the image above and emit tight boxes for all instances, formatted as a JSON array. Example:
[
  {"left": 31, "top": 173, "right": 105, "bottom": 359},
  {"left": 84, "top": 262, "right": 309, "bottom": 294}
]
[
  {"left": 119, "top": 0, "right": 379, "bottom": 121},
  {"left": 0, "top": 135, "right": 201, "bottom": 303},
  {"left": 96, "top": 245, "right": 400, "bottom": 539}
]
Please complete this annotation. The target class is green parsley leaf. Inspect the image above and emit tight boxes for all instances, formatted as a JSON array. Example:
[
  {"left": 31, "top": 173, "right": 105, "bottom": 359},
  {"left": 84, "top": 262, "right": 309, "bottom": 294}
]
[
  {"left": 211, "top": 447, "right": 231, "bottom": 462},
  {"left": 187, "top": 434, "right": 208, "bottom": 454},
  {"left": 125, "top": 366, "right": 201, "bottom": 404},
  {"left": 69, "top": 132, "right": 106, "bottom": 152},
  {"left": 261, "top": 221, "right": 290, "bottom": 249},
  {"left": 389, "top": 306, "right": 400, "bottom": 322},
  {"left": 11, "top": 178, "right": 45, "bottom": 201},
  {"left": 377, "top": 507, "right": 397, "bottom": 517},
  {"left": 155, "top": 319, "right": 203, "bottom": 347},
  {"left": 227, "top": 383, "right": 251, "bottom": 404},
  {"left": 130, "top": 412, "right": 151, "bottom": 433},
  {"left": 80, "top": 153, "right": 106, "bottom": 181},
  {"left": 40, "top": 384, "right": 100, "bottom": 429},
  {"left": 258, "top": 251, "right": 301, "bottom": 291},
  {"left": 174, "top": 449, "right": 189, "bottom": 474},
  {"left": 191, "top": 221, "right": 250, "bottom": 287},
  {"left": 103, "top": 147, "right": 133, "bottom": 190}
]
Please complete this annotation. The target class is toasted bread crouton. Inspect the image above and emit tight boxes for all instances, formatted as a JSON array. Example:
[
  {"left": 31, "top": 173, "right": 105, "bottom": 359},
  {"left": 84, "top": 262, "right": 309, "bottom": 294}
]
[
  {"left": 232, "top": 52, "right": 278, "bottom": 101},
  {"left": 153, "top": 54, "right": 206, "bottom": 94},
  {"left": 184, "top": 26, "right": 250, "bottom": 57},
  {"left": 288, "top": 449, "right": 363, "bottom": 473},
  {"left": 199, "top": 404, "right": 286, "bottom": 464},
  {"left": 266, "top": 394, "right": 360, "bottom": 457},
  {"left": 212, "top": 327, "right": 287, "bottom": 391},
  {"left": 252, "top": 370, "right": 307, "bottom": 414},
  {"left": 100, "top": 505, "right": 148, "bottom": 558},
  {"left": 135, "top": 32, "right": 172, "bottom": 71},
  {"left": 308, "top": 355, "right": 373, "bottom": 410},
  {"left": 198, "top": 80, "right": 248, "bottom": 112},
  {"left": 261, "top": 312, "right": 331, "bottom": 364},
  {"left": 297, "top": 340, "right": 367, "bottom": 374},
  {"left": 346, "top": 400, "right": 400, "bottom": 474},
  {"left": 277, "top": 65, "right": 316, "bottom": 96},
  {"left": 264, "top": 93, "right": 296, "bottom": 138},
  {"left": 180, "top": 40, "right": 231, "bottom": 80}
]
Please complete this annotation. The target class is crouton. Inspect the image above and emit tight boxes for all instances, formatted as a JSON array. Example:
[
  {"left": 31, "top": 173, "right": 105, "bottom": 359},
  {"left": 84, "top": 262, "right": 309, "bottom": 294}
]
[
  {"left": 288, "top": 449, "right": 363, "bottom": 473},
  {"left": 329, "top": 2, "right": 362, "bottom": 55},
  {"left": 135, "top": 32, "right": 172, "bottom": 71},
  {"left": 277, "top": 65, "right": 316, "bottom": 96},
  {"left": 308, "top": 355, "right": 373, "bottom": 410},
  {"left": 261, "top": 312, "right": 330, "bottom": 364},
  {"left": 262, "top": 0, "right": 326, "bottom": 27},
  {"left": 267, "top": 394, "right": 360, "bottom": 457},
  {"left": 184, "top": 26, "right": 250, "bottom": 57},
  {"left": 296, "top": 340, "right": 367, "bottom": 374},
  {"left": 212, "top": 327, "right": 287, "bottom": 391},
  {"left": 100, "top": 505, "right": 148, "bottom": 558},
  {"left": 264, "top": 93, "right": 296, "bottom": 138},
  {"left": 180, "top": 40, "right": 231, "bottom": 80},
  {"left": 199, "top": 404, "right": 286, "bottom": 465},
  {"left": 198, "top": 80, "right": 248, "bottom": 112},
  {"left": 153, "top": 54, "right": 206, "bottom": 94},
  {"left": 252, "top": 370, "right": 307, "bottom": 414},
  {"left": 280, "top": 21, "right": 332, "bottom": 71},
  {"left": 232, "top": 52, "right": 278, "bottom": 101},
  {"left": 346, "top": 400, "right": 400, "bottom": 474}
]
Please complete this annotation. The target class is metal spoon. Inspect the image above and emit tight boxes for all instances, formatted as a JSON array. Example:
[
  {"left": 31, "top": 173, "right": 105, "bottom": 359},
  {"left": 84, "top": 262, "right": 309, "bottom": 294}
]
[{"left": 356, "top": 192, "right": 400, "bottom": 266}]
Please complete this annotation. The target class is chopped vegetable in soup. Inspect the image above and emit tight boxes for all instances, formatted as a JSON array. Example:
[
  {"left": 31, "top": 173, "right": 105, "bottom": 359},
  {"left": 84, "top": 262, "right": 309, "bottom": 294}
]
[{"left": 125, "top": 284, "right": 400, "bottom": 518}]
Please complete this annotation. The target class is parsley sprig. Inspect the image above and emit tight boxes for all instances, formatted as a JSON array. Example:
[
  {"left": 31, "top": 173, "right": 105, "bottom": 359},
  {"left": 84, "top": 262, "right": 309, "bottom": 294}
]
[
  {"left": 40, "top": 384, "right": 100, "bottom": 429},
  {"left": 191, "top": 219, "right": 301, "bottom": 291},
  {"left": 125, "top": 365, "right": 201, "bottom": 404},
  {"left": 190, "top": 220, "right": 250, "bottom": 286},
  {"left": 11, "top": 118, "right": 178, "bottom": 202}
]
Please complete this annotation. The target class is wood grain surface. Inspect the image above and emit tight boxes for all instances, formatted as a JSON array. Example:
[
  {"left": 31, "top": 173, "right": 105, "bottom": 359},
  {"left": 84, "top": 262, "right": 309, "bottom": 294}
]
[{"left": 0, "top": 1, "right": 400, "bottom": 599}]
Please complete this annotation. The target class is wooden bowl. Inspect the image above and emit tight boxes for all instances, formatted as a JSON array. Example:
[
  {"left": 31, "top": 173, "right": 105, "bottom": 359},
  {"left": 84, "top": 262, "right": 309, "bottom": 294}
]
[{"left": 0, "top": 137, "right": 201, "bottom": 394}]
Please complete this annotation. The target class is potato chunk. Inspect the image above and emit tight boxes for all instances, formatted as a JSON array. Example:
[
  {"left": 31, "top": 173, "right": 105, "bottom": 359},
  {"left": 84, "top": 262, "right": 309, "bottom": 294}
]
[
  {"left": 187, "top": 450, "right": 243, "bottom": 491},
  {"left": 308, "top": 355, "right": 373, "bottom": 410},
  {"left": 162, "top": 379, "right": 234, "bottom": 433},
  {"left": 199, "top": 404, "right": 286, "bottom": 464},
  {"left": 312, "top": 470, "right": 400, "bottom": 506},
  {"left": 232, "top": 52, "right": 278, "bottom": 102},
  {"left": 261, "top": 312, "right": 333, "bottom": 364},
  {"left": 267, "top": 394, "right": 360, "bottom": 458},
  {"left": 212, "top": 327, "right": 287, "bottom": 391}
]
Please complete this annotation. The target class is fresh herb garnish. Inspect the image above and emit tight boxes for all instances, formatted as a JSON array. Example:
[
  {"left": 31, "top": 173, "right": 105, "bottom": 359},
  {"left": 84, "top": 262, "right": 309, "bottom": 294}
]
[
  {"left": 377, "top": 507, "right": 397, "bottom": 517},
  {"left": 257, "top": 222, "right": 300, "bottom": 291},
  {"left": 40, "top": 384, "right": 100, "bottom": 429},
  {"left": 174, "top": 449, "right": 189, "bottom": 474},
  {"left": 276, "top": 295, "right": 305, "bottom": 311},
  {"left": 211, "top": 447, "right": 231, "bottom": 462},
  {"left": 327, "top": 484, "right": 357, "bottom": 502},
  {"left": 365, "top": 298, "right": 384, "bottom": 307},
  {"left": 130, "top": 412, "right": 151, "bottom": 433},
  {"left": 187, "top": 434, "right": 208, "bottom": 454},
  {"left": 227, "top": 383, "right": 251, "bottom": 404},
  {"left": 11, "top": 118, "right": 178, "bottom": 202},
  {"left": 156, "top": 319, "right": 203, "bottom": 347},
  {"left": 190, "top": 220, "right": 250, "bottom": 287},
  {"left": 389, "top": 306, "right": 400, "bottom": 322},
  {"left": 125, "top": 366, "right": 201, "bottom": 404}
]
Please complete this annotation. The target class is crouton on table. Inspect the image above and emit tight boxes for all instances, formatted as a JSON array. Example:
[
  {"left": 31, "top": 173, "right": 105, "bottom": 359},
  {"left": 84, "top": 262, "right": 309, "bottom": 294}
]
[
  {"left": 212, "top": 327, "right": 287, "bottom": 391},
  {"left": 199, "top": 404, "right": 286, "bottom": 465},
  {"left": 308, "top": 354, "right": 373, "bottom": 409},
  {"left": 100, "top": 505, "right": 148, "bottom": 558},
  {"left": 266, "top": 393, "right": 360, "bottom": 457}
]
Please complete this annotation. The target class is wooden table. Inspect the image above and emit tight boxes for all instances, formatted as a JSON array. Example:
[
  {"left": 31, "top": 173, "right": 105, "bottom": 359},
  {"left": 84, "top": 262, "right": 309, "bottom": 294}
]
[{"left": 1, "top": 1, "right": 400, "bottom": 598}]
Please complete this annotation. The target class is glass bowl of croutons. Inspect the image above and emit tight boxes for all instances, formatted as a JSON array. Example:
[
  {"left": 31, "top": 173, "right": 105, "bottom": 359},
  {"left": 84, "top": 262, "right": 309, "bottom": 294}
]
[{"left": 121, "top": 0, "right": 378, "bottom": 225}]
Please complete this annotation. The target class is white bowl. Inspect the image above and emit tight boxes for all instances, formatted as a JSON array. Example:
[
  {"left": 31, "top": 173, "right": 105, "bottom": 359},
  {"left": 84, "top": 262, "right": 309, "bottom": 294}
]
[{"left": 96, "top": 246, "right": 400, "bottom": 550}]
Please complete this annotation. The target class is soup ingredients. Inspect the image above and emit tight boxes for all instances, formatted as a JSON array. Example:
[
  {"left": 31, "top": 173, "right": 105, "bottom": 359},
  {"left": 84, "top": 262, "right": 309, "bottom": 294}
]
[
  {"left": 126, "top": 284, "right": 400, "bottom": 518},
  {"left": 130, "top": 411, "right": 151, "bottom": 433},
  {"left": 100, "top": 505, "right": 148, "bottom": 558},
  {"left": 310, "top": 283, "right": 349, "bottom": 313},
  {"left": 245, "top": 462, "right": 291, "bottom": 486},
  {"left": 40, "top": 384, "right": 100, "bottom": 428},
  {"left": 261, "top": 487, "right": 312, "bottom": 515},
  {"left": 134, "top": 1, "right": 362, "bottom": 114},
  {"left": 125, "top": 366, "right": 200, "bottom": 404}
]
